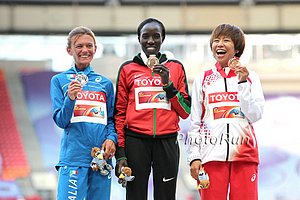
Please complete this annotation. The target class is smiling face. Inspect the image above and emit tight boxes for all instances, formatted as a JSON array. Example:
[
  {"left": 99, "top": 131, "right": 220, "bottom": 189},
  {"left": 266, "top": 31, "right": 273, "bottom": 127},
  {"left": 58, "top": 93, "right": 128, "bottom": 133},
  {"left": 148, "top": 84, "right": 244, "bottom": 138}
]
[
  {"left": 211, "top": 36, "right": 236, "bottom": 68},
  {"left": 67, "top": 34, "right": 97, "bottom": 70},
  {"left": 139, "top": 22, "right": 163, "bottom": 57},
  {"left": 210, "top": 24, "right": 245, "bottom": 68}
]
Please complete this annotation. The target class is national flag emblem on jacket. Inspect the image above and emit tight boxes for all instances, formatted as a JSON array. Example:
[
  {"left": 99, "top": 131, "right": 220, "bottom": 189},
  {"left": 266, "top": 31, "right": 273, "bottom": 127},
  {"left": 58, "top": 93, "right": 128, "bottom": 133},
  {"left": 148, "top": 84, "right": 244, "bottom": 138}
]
[
  {"left": 70, "top": 170, "right": 78, "bottom": 177},
  {"left": 67, "top": 74, "right": 76, "bottom": 80}
]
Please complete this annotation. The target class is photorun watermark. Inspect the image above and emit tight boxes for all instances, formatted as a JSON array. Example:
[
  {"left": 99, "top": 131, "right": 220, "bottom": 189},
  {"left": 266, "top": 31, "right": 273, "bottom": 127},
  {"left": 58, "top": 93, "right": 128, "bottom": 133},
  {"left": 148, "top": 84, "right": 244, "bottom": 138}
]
[{"left": 177, "top": 131, "right": 252, "bottom": 147}]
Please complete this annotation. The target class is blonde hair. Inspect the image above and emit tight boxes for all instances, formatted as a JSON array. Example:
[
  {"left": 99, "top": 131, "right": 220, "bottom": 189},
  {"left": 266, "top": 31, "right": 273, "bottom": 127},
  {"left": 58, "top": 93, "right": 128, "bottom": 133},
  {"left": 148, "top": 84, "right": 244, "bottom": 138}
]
[{"left": 67, "top": 26, "right": 96, "bottom": 48}]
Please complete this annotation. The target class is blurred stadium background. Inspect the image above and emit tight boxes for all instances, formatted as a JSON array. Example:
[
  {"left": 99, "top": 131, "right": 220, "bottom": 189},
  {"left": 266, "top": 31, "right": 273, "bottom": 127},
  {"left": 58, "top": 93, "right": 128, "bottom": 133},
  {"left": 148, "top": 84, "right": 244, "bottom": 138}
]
[{"left": 0, "top": 0, "right": 300, "bottom": 199}]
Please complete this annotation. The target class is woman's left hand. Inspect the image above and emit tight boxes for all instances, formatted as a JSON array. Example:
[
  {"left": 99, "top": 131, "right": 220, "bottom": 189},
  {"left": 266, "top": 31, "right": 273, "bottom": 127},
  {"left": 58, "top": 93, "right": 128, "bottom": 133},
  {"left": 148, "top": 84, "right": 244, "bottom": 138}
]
[
  {"left": 152, "top": 64, "right": 170, "bottom": 85},
  {"left": 235, "top": 64, "right": 249, "bottom": 82}
]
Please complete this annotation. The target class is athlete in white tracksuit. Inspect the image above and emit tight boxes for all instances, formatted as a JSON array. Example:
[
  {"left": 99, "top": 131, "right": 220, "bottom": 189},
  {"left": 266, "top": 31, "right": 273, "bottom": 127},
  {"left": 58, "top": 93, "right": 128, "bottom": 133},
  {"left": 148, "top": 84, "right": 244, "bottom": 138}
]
[
  {"left": 187, "top": 23, "right": 265, "bottom": 200},
  {"left": 187, "top": 64, "right": 264, "bottom": 164}
]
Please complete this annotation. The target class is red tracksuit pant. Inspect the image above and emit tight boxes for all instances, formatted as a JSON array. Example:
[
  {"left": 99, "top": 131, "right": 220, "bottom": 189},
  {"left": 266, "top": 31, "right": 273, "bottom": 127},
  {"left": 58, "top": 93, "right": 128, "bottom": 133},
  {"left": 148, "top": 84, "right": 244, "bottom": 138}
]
[{"left": 198, "top": 161, "right": 258, "bottom": 200}]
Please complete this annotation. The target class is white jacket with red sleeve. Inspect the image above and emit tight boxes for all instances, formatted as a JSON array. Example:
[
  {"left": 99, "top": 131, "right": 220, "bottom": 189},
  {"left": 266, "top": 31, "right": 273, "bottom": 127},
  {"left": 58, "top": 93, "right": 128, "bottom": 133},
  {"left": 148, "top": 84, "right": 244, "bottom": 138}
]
[{"left": 187, "top": 62, "right": 265, "bottom": 165}]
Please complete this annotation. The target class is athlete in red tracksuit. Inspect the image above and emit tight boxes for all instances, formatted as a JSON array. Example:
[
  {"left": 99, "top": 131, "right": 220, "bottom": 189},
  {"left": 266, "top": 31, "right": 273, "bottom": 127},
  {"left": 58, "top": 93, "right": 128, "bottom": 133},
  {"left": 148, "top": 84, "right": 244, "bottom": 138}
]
[
  {"left": 114, "top": 18, "right": 191, "bottom": 200},
  {"left": 187, "top": 24, "right": 265, "bottom": 200}
]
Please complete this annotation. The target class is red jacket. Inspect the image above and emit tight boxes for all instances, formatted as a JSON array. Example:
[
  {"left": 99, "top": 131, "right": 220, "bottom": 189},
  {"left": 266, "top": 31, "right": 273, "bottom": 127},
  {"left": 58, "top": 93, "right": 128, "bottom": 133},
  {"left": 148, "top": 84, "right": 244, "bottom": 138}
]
[{"left": 114, "top": 53, "right": 191, "bottom": 148}]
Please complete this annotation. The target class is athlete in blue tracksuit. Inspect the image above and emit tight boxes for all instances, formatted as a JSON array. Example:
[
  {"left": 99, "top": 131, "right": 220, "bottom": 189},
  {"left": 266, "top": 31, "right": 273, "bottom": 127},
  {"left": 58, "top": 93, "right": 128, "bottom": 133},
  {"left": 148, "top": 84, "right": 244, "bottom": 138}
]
[{"left": 50, "top": 26, "right": 117, "bottom": 200}]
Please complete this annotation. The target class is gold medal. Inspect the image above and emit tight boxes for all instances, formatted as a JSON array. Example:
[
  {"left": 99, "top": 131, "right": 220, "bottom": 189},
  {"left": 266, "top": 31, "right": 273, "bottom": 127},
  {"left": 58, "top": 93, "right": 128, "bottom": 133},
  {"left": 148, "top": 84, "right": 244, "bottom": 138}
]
[{"left": 146, "top": 55, "right": 159, "bottom": 71}]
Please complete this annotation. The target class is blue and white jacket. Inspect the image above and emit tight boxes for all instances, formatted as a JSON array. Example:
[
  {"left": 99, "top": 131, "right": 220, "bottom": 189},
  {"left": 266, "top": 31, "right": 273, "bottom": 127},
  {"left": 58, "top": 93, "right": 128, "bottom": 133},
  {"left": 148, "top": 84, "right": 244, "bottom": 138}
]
[{"left": 50, "top": 65, "right": 117, "bottom": 168}]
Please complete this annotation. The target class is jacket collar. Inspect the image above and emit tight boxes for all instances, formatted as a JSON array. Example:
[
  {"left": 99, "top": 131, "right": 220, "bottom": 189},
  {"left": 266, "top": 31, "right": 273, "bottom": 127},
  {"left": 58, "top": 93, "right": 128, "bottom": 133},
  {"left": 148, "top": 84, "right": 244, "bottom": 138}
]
[
  {"left": 215, "top": 62, "right": 236, "bottom": 78},
  {"left": 72, "top": 64, "right": 93, "bottom": 76}
]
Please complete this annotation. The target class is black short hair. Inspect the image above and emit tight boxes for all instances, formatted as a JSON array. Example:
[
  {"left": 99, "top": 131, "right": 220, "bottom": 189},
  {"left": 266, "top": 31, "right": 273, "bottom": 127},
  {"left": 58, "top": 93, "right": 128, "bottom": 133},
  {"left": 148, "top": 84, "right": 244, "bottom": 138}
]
[{"left": 137, "top": 18, "right": 166, "bottom": 42}]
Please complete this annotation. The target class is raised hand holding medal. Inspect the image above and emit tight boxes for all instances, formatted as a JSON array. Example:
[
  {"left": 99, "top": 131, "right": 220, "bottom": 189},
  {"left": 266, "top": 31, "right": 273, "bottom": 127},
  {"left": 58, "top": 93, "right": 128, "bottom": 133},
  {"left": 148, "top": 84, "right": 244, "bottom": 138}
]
[
  {"left": 148, "top": 55, "right": 170, "bottom": 86},
  {"left": 228, "top": 56, "right": 249, "bottom": 83},
  {"left": 75, "top": 73, "right": 88, "bottom": 86},
  {"left": 68, "top": 68, "right": 89, "bottom": 100}
]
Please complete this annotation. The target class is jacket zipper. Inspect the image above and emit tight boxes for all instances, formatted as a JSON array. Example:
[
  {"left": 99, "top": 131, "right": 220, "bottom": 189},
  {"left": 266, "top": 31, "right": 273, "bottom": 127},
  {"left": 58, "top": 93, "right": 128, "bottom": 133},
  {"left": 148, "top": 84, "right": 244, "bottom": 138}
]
[
  {"left": 224, "top": 77, "right": 230, "bottom": 161},
  {"left": 152, "top": 70, "right": 157, "bottom": 138},
  {"left": 153, "top": 108, "right": 157, "bottom": 138}
]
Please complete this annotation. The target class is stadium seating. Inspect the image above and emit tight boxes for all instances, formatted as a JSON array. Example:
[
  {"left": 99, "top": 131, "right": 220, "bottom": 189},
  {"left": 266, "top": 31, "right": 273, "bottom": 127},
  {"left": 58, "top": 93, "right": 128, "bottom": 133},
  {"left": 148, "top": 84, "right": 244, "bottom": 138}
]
[{"left": 0, "top": 69, "right": 30, "bottom": 180}]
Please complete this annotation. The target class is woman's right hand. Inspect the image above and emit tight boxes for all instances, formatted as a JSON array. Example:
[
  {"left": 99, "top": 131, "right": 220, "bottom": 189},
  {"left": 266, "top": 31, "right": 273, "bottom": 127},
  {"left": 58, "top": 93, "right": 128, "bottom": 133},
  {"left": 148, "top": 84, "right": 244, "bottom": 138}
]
[
  {"left": 190, "top": 160, "right": 202, "bottom": 180},
  {"left": 68, "top": 80, "right": 82, "bottom": 100}
]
